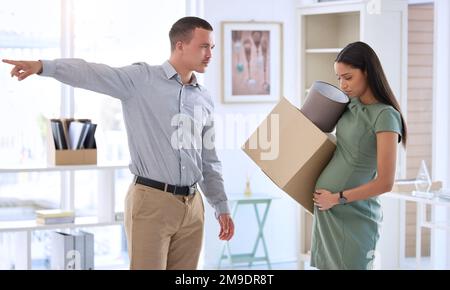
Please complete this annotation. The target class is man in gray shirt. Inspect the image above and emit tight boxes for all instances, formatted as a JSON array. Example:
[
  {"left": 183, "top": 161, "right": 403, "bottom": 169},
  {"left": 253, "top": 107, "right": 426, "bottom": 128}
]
[{"left": 3, "top": 16, "right": 234, "bottom": 269}]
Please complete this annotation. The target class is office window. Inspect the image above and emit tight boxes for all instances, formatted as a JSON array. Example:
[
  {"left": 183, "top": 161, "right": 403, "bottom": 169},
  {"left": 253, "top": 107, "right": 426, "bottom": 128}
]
[
  {"left": 73, "top": 0, "right": 186, "bottom": 163},
  {"left": 0, "top": 0, "right": 187, "bottom": 269},
  {"left": 0, "top": 0, "right": 61, "bottom": 166},
  {"left": 0, "top": 1, "right": 63, "bottom": 270},
  {"left": 0, "top": 0, "right": 62, "bottom": 220},
  {"left": 72, "top": 0, "right": 185, "bottom": 267},
  {"left": 72, "top": 0, "right": 186, "bottom": 214}
]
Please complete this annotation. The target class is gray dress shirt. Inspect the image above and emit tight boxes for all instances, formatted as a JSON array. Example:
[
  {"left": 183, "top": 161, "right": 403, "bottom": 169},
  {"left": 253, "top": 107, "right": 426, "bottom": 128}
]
[{"left": 40, "top": 59, "right": 230, "bottom": 215}]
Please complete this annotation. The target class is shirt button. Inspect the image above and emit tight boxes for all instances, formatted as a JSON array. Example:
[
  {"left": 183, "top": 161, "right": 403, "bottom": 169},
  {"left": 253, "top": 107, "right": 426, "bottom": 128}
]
[{"left": 182, "top": 166, "right": 185, "bottom": 169}]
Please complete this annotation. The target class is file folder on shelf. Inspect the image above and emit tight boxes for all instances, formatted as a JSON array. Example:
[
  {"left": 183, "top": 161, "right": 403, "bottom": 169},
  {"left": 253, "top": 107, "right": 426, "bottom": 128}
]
[
  {"left": 50, "top": 231, "right": 95, "bottom": 270},
  {"left": 47, "top": 118, "right": 97, "bottom": 165}
]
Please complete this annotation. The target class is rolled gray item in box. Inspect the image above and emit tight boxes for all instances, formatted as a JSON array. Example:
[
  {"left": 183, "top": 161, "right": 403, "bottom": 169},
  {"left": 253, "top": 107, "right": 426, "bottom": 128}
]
[{"left": 300, "top": 81, "right": 349, "bottom": 133}]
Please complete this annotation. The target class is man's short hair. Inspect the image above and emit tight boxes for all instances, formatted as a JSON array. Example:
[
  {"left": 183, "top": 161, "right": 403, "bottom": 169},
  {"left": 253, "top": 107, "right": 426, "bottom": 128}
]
[{"left": 169, "top": 17, "right": 213, "bottom": 51}]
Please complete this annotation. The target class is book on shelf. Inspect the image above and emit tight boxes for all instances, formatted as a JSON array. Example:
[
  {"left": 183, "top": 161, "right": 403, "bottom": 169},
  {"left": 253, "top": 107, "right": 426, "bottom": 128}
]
[
  {"left": 83, "top": 123, "right": 97, "bottom": 149},
  {"left": 68, "top": 121, "right": 90, "bottom": 150},
  {"left": 50, "top": 119, "right": 97, "bottom": 151},
  {"left": 35, "top": 209, "right": 75, "bottom": 218},
  {"left": 36, "top": 216, "right": 75, "bottom": 225},
  {"left": 50, "top": 120, "right": 68, "bottom": 150},
  {"left": 79, "top": 230, "right": 95, "bottom": 270},
  {"left": 51, "top": 232, "right": 75, "bottom": 270}
]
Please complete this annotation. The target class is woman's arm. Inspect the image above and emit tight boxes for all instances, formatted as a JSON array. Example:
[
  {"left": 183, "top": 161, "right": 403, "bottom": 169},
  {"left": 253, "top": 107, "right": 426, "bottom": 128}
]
[
  {"left": 343, "top": 131, "right": 398, "bottom": 202},
  {"left": 314, "top": 131, "right": 399, "bottom": 210}
]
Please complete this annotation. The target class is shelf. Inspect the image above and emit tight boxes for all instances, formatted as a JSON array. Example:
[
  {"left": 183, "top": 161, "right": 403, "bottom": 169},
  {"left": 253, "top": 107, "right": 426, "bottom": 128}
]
[
  {"left": 0, "top": 163, "right": 129, "bottom": 173},
  {"left": 305, "top": 53, "right": 338, "bottom": 89},
  {"left": 421, "top": 221, "right": 450, "bottom": 231},
  {"left": 304, "top": 12, "right": 359, "bottom": 49},
  {"left": 0, "top": 216, "right": 123, "bottom": 233},
  {"left": 385, "top": 192, "right": 450, "bottom": 208},
  {"left": 298, "top": 0, "right": 364, "bottom": 9},
  {"left": 305, "top": 48, "right": 342, "bottom": 54},
  {"left": 0, "top": 161, "right": 129, "bottom": 269}
]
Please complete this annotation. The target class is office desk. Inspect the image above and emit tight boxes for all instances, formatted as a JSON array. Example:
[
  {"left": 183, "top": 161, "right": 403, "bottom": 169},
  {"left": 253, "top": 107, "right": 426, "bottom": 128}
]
[
  {"left": 217, "top": 193, "right": 278, "bottom": 269},
  {"left": 385, "top": 191, "right": 450, "bottom": 269}
]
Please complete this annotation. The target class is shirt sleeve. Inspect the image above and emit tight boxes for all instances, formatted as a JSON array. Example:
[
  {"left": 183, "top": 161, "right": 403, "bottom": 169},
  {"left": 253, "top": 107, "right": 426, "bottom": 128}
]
[
  {"left": 374, "top": 107, "right": 403, "bottom": 143},
  {"left": 39, "top": 59, "right": 150, "bottom": 101},
  {"left": 198, "top": 110, "right": 230, "bottom": 218}
]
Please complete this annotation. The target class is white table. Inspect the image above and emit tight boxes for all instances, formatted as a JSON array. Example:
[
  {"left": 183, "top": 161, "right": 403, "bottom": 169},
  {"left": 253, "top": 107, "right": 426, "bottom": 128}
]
[{"left": 385, "top": 191, "right": 450, "bottom": 269}]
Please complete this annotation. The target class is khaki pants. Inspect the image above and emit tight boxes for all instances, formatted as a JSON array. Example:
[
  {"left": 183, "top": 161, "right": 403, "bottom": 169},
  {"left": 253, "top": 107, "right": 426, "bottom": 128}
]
[{"left": 124, "top": 183, "right": 204, "bottom": 270}]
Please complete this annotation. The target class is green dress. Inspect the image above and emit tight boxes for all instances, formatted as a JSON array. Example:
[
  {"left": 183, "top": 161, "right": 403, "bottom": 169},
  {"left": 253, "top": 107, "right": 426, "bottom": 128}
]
[{"left": 310, "top": 97, "right": 402, "bottom": 270}]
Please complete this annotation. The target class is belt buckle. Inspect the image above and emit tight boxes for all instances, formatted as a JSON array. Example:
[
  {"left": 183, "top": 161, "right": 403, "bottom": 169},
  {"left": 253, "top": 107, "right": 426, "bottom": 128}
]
[{"left": 189, "top": 184, "right": 197, "bottom": 195}]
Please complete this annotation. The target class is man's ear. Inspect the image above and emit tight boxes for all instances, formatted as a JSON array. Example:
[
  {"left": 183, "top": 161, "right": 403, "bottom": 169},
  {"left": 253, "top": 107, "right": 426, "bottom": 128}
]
[{"left": 175, "top": 41, "right": 184, "bottom": 52}]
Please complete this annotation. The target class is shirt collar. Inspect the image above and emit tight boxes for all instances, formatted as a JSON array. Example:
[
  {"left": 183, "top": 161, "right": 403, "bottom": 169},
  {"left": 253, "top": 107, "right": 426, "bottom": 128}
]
[
  {"left": 162, "top": 60, "right": 201, "bottom": 90},
  {"left": 348, "top": 97, "right": 360, "bottom": 109}
]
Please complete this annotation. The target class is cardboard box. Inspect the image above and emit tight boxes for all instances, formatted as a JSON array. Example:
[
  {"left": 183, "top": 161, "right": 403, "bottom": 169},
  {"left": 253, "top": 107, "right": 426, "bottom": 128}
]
[
  {"left": 242, "top": 97, "right": 336, "bottom": 214},
  {"left": 392, "top": 179, "right": 443, "bottom": 193},
  {"left": 47, "top": 118, "right": 97, "bottom": 166}
]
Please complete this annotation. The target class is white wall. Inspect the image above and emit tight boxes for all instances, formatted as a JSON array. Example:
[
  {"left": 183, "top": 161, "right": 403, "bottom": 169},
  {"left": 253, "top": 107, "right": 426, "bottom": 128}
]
[
  {"left": 200, "top": 0, "right": 300, "bottom": 268},
  {"left": 432, "top": 1, "right": 450, "bottom": 189}
]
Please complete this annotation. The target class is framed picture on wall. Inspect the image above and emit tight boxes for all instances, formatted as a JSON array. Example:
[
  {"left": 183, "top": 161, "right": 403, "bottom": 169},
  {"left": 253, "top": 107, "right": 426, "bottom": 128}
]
[{"left": 221, "top": 21, "right": 283, "bottom": 103}]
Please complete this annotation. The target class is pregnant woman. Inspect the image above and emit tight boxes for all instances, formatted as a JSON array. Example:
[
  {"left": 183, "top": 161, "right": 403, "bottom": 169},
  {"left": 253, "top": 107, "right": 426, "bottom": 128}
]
[{"left": 311, "top": 41, "right": 407, "bottom": 270}]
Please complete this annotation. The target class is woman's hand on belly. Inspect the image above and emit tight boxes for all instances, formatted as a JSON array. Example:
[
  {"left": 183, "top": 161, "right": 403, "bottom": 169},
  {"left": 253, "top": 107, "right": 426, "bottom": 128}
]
[{"left": 313, "top": 189, "right": 339, "bottom": 211}]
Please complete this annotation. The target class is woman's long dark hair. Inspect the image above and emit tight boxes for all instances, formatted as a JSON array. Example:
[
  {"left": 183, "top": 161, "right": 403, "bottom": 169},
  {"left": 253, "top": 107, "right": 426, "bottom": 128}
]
[{"left": 335, "top": 41, "right": 407, "bottom": 146}]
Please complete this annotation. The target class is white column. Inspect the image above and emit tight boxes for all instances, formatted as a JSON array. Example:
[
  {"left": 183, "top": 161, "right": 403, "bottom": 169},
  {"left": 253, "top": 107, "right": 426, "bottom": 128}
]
[
  {"left": 60, "top": 171, "right": 75, "bottom": 211},
  {"left": 98, "top": 169, "right": 115, "bottom": 222},
  {"left": 59, "top": 0, "right": 75, "bottom": 215},
  {"left": 432, "top": 0, "right": 450, "bottom": 269},
  {"left": 60, "top": 0, "right": 75, "bottom": 118},
  {"left": 433, "top": 0, "right": 450, "bottom": 185},
  {"left": 186, "top": 0, "right": 204, "bottom": 17}
]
